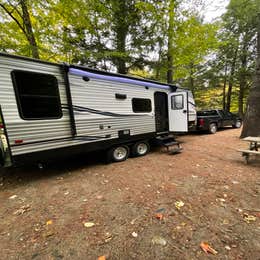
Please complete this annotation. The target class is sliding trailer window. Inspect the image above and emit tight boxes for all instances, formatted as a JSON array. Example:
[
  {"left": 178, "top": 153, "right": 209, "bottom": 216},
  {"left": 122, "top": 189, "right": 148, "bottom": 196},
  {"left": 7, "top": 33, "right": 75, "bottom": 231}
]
[
  {"left": 12, "top": 70, "right": 62, "bottom": 120},
  {"left": 132, "top": 98, "right": 152, "bottom": 113}
]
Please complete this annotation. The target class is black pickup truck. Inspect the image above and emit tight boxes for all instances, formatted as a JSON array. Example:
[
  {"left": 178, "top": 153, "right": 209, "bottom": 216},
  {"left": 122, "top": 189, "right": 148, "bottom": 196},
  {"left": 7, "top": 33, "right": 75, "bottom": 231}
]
[{"left": 197, "top": 109, "right": 242, "bottom": 134}]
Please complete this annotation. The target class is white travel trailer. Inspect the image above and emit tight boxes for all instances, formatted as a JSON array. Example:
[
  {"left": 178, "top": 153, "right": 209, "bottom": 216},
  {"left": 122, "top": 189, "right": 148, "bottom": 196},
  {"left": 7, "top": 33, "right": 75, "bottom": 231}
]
[{"left": 0, "top": 53, "right": 196, "bottom": 167}]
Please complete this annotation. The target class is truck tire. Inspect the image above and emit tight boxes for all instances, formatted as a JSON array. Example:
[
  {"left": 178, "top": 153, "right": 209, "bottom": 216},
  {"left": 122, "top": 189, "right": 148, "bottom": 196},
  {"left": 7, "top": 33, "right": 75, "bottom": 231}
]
[
  {"left": 131, "top": 141, "right": 150, "bottom": 157},
  {"left": 232, "top": 120, "right": 242, "bottom": 128},
  {"left": 209, "top": 123, "right": 217, "bottom": 134},
  {"left": 107, "top": 145, "right": 129, "bottom": 162}
]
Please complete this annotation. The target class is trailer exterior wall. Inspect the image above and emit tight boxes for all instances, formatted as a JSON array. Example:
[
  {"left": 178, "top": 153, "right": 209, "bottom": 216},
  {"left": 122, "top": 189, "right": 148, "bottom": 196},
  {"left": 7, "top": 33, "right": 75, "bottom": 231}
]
[
  {"left": 0, "top": 55, "right": 71, "bottom": 157},
  {"left": 0, "top": 54, "right": 169, "bottom": 165},
  {"left": 68, "top": 72, "right": 160, "bottom": 139}
]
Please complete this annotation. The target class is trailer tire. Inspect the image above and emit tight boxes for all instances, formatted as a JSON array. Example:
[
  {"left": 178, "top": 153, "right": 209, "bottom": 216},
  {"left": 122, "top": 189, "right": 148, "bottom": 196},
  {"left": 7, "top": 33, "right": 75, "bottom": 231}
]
[
  {"left": 132, "top": 141, "right": 150, "bottom": 157},
  {"left": 209, "top": 123, "right": 217, "bottom": 134},
  {"left": 107, "top": 145, "right": 129, "bottom": 162}
]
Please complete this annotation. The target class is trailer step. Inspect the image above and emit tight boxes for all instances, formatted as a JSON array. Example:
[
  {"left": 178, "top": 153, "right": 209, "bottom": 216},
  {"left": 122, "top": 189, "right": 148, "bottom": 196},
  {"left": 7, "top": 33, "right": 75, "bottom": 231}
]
[
  {"left": 161, "top": 140, "right": 182, "bottom": 154},
  {"left": 163, "top": 141, "right": 179, "bottom": 147},
  {"left": 168, "top": 146, "right": 183, "bottom": 155},
  {"left": 155, "top": 135, "right": 183, "bottom": 154},
  {"left": 156, "top": 136, "right": 176, "bottom": 145},
  {"left": 156, "top": 135, "right": 175, "bottom": 141}
]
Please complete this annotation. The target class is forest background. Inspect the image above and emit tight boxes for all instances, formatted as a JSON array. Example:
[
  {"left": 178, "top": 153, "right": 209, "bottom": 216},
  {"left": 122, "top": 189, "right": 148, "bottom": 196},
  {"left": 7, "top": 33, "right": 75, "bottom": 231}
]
[{"left": 0, "top": 0, "right": 259, "bottom": 117}]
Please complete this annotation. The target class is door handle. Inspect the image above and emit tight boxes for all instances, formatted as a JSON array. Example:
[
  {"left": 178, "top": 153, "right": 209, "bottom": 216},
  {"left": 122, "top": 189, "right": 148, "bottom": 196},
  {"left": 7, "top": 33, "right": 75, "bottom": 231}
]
[{"left": 183, "top": 110, "right": 187, "bottom": 113}]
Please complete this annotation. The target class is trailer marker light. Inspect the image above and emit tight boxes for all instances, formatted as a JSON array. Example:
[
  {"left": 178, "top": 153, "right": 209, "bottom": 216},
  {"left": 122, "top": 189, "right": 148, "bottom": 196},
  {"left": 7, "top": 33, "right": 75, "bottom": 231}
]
[
  {"left": 0, "top": 124, "right": 3, "bottom": 129},
  {"left": 15, "top": 139, "right": 23, "bottom": 144}
]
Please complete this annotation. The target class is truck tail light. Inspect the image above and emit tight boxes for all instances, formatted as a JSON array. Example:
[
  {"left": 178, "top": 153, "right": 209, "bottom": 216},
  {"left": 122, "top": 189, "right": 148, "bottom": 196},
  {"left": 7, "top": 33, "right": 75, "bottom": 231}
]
[{"left": 199, "top": 118, "right": 205, "bottom": 126}]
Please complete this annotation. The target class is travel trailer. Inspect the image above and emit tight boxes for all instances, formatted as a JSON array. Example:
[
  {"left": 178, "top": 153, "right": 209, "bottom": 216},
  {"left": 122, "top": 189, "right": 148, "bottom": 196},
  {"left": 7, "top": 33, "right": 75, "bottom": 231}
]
[{"left": 0, "top": 53, "right": 196, "bottom": 167}]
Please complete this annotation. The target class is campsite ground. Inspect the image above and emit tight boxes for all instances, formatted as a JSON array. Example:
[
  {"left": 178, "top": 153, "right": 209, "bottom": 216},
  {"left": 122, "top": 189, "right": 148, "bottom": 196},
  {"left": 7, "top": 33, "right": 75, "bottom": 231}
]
[{"left": 0, "top": 128, "right": 259, "bottom": 260}]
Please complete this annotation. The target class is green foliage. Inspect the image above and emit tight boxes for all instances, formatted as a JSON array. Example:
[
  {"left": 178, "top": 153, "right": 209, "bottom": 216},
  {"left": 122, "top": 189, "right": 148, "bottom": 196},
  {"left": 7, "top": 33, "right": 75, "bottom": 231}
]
[
  {"left": 195, "top": 85, "right": 244, "bottom": 113},
  {"left": 0, "top": 0, "right": 258, "bottom": 112}
]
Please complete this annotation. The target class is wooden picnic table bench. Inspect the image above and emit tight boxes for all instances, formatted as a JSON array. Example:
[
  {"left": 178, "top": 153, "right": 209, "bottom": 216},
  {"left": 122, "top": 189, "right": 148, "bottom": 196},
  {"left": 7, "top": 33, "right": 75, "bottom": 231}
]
[{"left": 237, "top": 136, "right": 260, "bottom": 163}]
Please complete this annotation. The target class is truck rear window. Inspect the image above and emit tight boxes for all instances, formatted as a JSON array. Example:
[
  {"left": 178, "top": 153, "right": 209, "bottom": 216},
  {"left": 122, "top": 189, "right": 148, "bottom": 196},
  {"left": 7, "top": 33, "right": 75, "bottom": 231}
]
[{"left": 197, "top": 110, "right": 218, "bottom": 116}]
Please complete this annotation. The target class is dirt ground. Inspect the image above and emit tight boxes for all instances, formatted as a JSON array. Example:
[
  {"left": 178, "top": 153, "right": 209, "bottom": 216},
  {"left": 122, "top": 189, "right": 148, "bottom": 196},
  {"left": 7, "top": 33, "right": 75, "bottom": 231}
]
[{"left": 0, "top": 128, "right": 259, "bottom": 260}]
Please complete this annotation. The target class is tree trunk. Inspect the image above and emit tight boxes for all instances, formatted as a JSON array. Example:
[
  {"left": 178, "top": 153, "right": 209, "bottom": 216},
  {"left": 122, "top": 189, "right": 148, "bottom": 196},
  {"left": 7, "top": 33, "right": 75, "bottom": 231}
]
[
  {"left": 238, "top": 42, "right": 248, "bottom": 117},
  {"left": 222, "top": 62, "right": 227, "bottom": 110},
  {"left": 226, "top": 48, "right": 238, "bottom": 111},
  {"left": 155, "top": 40, "right": 163, "bottom": 80},
  {"left": 167, "top": 0, "right": 175, "bottom": 84},
  {"left": 238, "top": 80, "right": 245, "bottom": 117},
  {"left": 189, "top": 63, "right": 195, "bottom": 95},
  {"left": 20, "top": 0, "right": 39, "bottom": 59},
  {"left": 112, "top": 0, "right": 128, "bottom": 74},
  {"left": 241, "top": 14, "right": 260, "bottom": 138}
]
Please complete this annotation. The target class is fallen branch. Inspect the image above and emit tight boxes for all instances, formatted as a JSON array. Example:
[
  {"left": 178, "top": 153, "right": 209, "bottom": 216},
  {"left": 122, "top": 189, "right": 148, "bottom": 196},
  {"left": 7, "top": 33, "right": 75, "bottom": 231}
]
[{"left": 243, "top": 208, "right": 260, "bottom": 212}]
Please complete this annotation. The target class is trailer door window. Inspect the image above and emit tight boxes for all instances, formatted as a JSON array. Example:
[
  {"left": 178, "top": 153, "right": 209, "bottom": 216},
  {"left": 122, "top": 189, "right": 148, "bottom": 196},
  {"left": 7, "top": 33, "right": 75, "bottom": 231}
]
[
  {"left": 12, "top": 70, "right": 62, "bottom": 120},
  {"left": 171, "top": 94, "right": 184, "bottom": 110},
  {"left": 132, "top": 98, "right": 152, "bottom": 113}
]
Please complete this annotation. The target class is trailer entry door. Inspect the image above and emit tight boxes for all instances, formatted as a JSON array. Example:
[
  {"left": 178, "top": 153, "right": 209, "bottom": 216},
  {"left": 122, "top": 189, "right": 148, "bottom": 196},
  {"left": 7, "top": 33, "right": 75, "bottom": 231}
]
[
  {"left": 168, "top": 92, "right": 188, "bottom": 132},
  {"left": 154, "top": 92, "right": 168, "bottom": 133}
]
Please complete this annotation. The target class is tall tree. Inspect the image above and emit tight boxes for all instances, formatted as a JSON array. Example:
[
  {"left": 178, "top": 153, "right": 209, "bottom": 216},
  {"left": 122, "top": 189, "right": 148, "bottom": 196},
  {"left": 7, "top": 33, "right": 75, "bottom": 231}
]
[
  {"left": 167, "top": 0, "right": 176, "bottom": 83},
  {"left": 222, "top": 0, "right": 257, "bottom": 115},
  {"left": 226, "top": 47, "right": 238, "bottom": 112},
  {"left": 241, "top": 12, "right": 260, "bottom": 137},
  {"left": 222, "top": 62, "right": 228, "bottom": 110},
  {"left": 0, "top": 0, "right": 39, "bottom": 59}
]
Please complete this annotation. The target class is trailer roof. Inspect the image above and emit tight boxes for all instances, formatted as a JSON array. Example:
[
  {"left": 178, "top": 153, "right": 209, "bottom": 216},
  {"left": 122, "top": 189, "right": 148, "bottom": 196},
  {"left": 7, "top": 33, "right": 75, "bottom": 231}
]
[
  {"left": 0, "top": 52, "right": 180, "bottom": 91},
  {"left": 69, "top": 68, "right": 172, "bottom": 90},
  {"left": 69, "top": 64, "right": 176, "bottom": 91}
]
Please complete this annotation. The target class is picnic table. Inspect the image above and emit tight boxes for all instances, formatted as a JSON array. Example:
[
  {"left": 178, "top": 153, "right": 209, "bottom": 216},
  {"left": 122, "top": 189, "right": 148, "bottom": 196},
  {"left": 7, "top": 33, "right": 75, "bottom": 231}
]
[{"left": 238, "top": 136, "right": 260, "bottom": 163}]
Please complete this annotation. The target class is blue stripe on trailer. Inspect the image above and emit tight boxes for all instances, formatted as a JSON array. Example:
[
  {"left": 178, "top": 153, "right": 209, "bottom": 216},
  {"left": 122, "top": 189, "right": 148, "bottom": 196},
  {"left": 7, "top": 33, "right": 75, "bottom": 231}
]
[{"left": 69, "top": 68, "right": 171, "bottom": 90}]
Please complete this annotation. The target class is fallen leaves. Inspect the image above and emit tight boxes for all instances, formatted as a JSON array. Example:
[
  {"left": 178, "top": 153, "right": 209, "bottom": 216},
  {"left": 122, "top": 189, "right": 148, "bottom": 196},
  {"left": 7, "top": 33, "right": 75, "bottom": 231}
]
[
  {"left": 46, "top": 220, "right": 53, "bottom": 225},
  {"left": 155, "top": 213, "right": 164, "bottom": 221},
  {"left": 225, "top": 245, "right": 231, "bottom": 251},
  {"left": 175, "top": 201, "right": 184, "bottom": 210},
  {"left": 9, "top": 195, "right": 18, "bottom": 200},
  {"left": 13, "top": 204, "right": 30, "bottom": 215},
  {"left": 222, "top": 219, "right": 229, "bottom": 225},
  {"left": 131, "top": 232, "right": 138, "bottom": 238},
  {"left": 216, "top": 197, "right": 226, "bottom": 207},
  {"left": 44, "top": 231, "right": 55, "bottom": 238},
  {"left": 104, "top": 232, "right": 113, "bottom": 243},
  {"left": 200, "top": 242, "right": 218, "bottom": 255},
  {"left": 243, "top": 213, "right": 256, "bottom": 223},
  {"left": 152, "top": 236, "right": 167, "bottom": 246},
  {"left": 84, "top": 222, "right": 95, "bottom": 228},
  {"left": 96, "top": 195, "right": 104, "bottom": 200}
]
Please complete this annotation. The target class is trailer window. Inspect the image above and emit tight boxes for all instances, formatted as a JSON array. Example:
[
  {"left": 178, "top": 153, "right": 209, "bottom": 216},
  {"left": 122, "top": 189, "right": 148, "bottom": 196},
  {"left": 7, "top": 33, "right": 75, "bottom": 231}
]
[
  {"left": 132, "top": 98, "right": 152, "bottom": 113},
  {"left": 11, "top": 70, "right": 62, "bottom": 120},
  {"left": 171, "top": 95, "right": 183, "bottom": 110}
]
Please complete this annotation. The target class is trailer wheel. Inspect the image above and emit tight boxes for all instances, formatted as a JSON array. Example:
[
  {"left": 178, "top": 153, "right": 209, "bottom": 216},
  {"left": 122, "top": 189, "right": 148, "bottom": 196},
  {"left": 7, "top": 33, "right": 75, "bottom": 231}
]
[
  {"left": 107, "top": 145, "right": 129, "bottom": 162},
  {"left": 132, "top": 141, "right": 150, "bottom": 157},
  {"left": 209, "top": 123, "right": 217, "bottom": 134}
]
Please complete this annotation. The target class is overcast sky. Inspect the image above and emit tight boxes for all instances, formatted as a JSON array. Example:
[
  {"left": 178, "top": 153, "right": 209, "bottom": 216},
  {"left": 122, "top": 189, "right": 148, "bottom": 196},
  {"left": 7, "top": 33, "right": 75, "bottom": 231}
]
[{"left": 202, "top": 0, "right": 230, "bottom": 22}]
